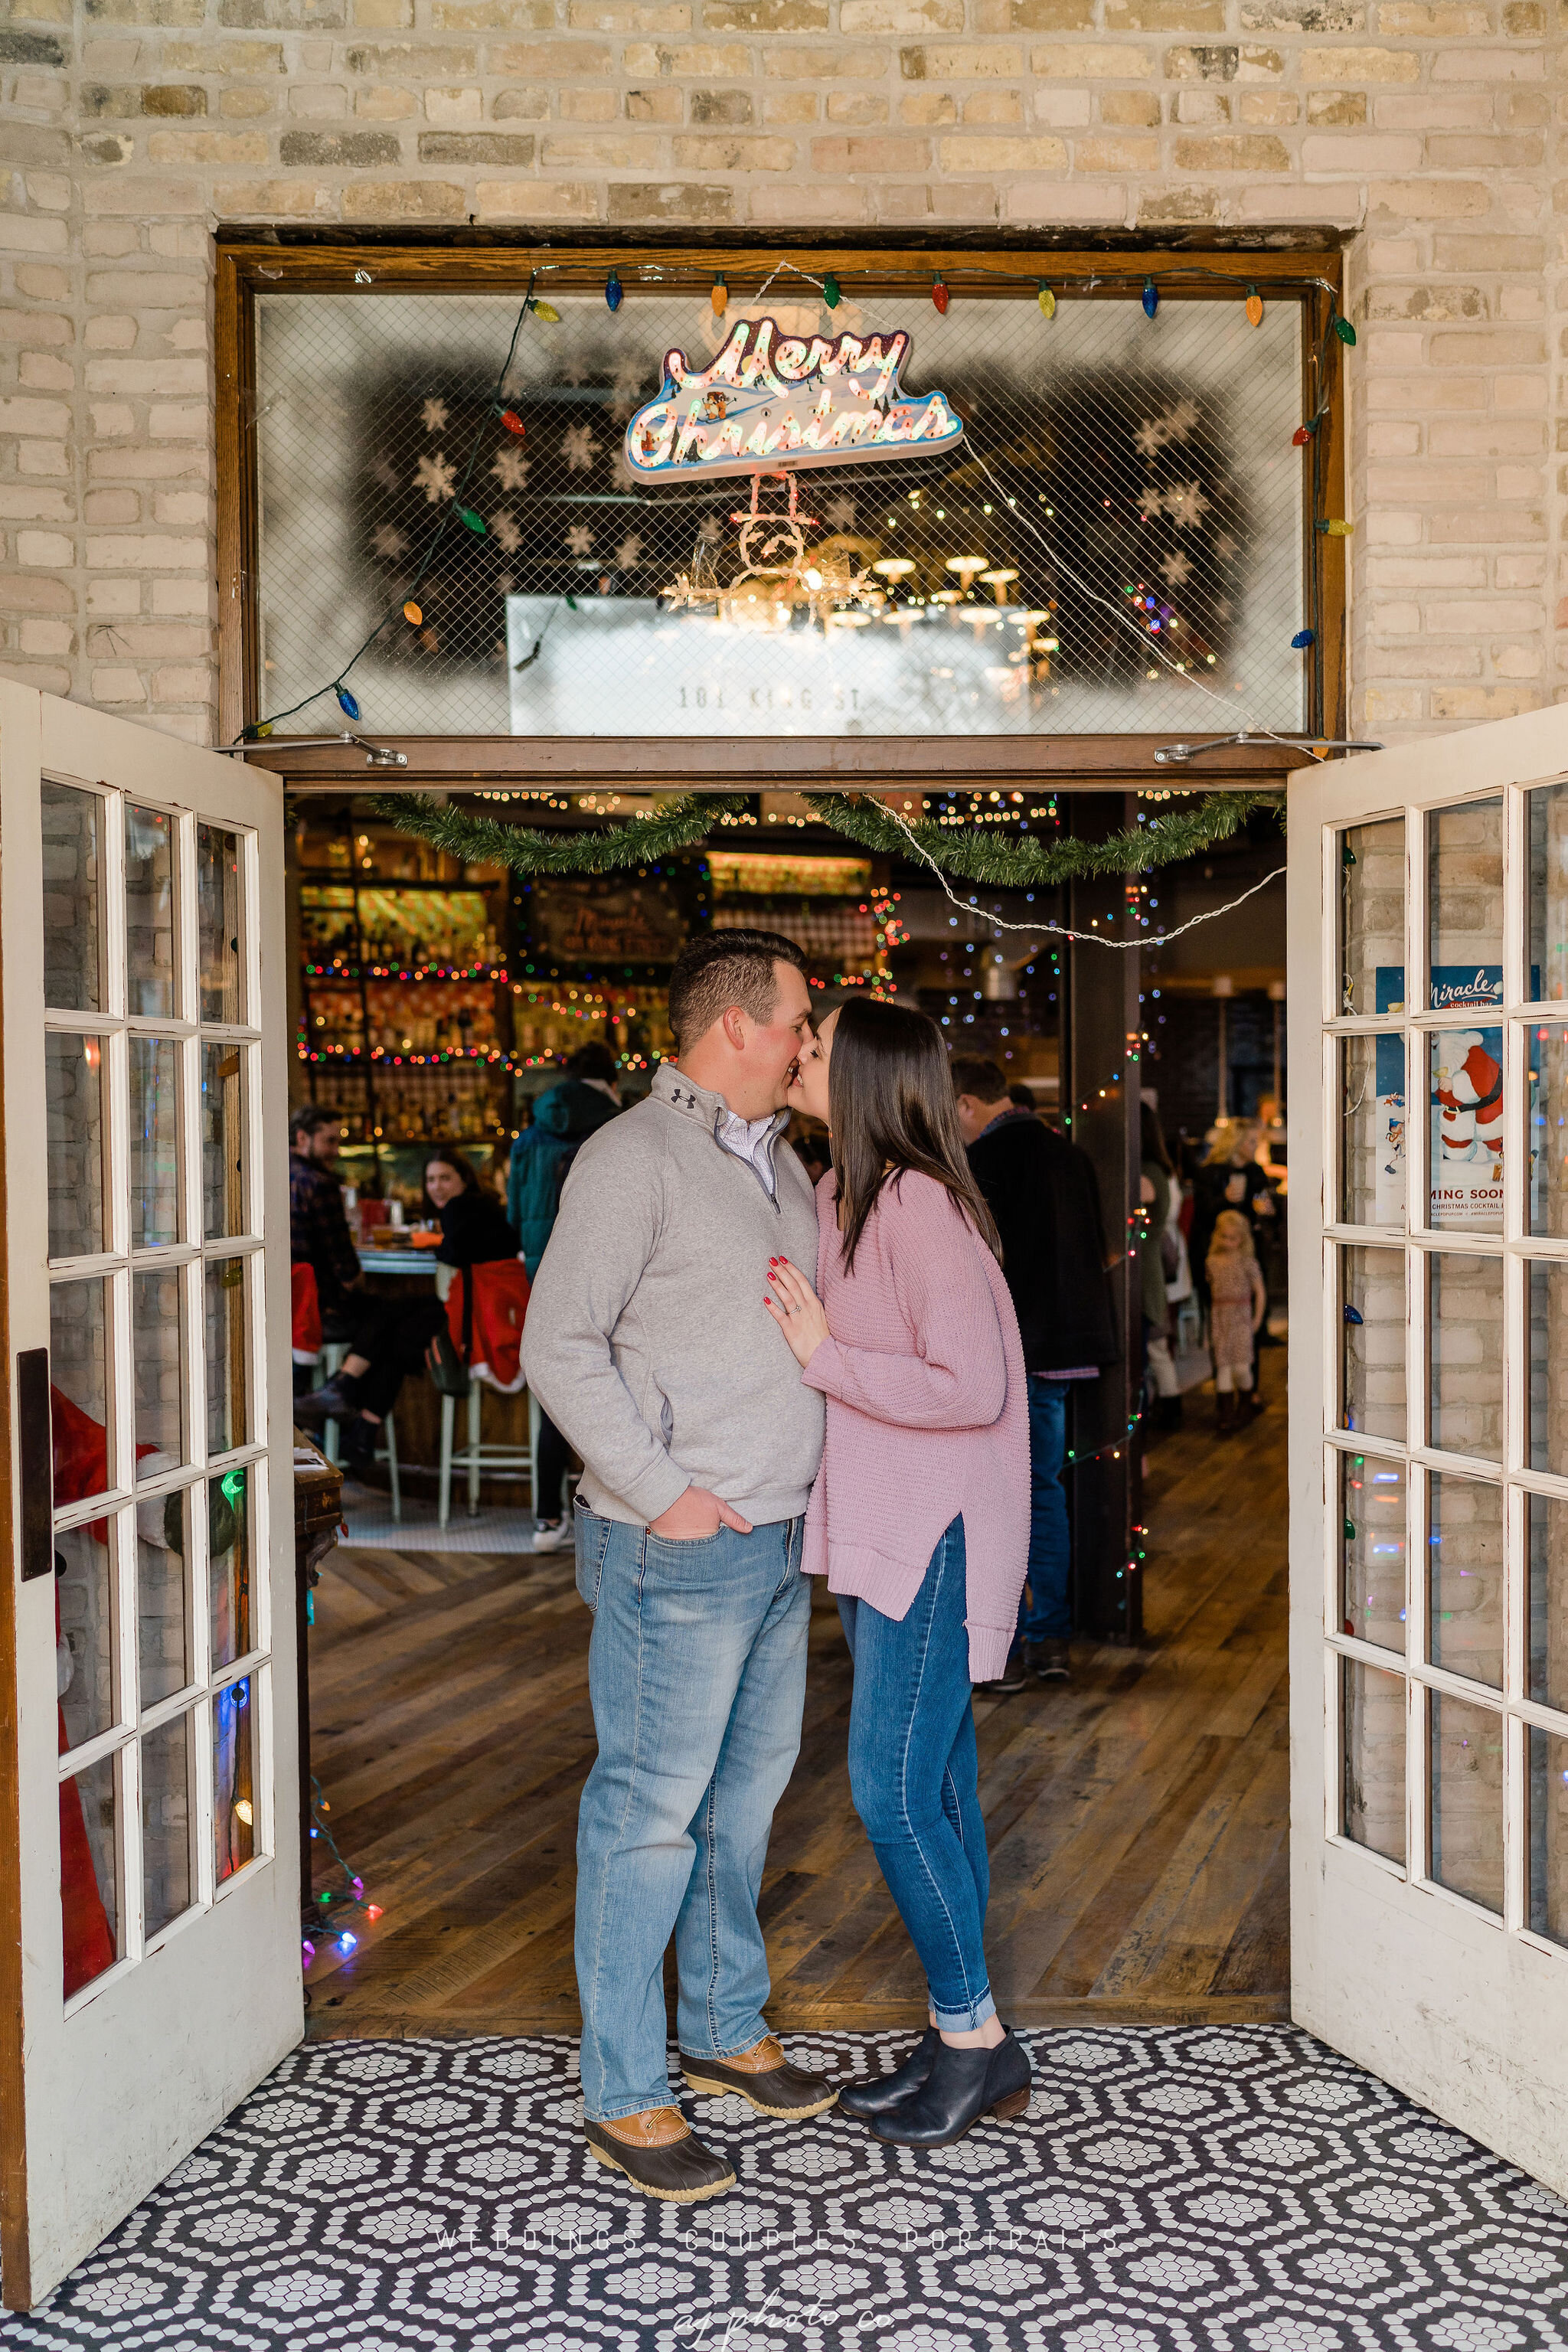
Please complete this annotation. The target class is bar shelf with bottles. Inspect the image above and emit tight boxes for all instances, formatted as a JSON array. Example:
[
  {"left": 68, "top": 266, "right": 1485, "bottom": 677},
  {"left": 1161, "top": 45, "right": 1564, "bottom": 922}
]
[{"left": 296, "top": 816, "right": 516, "bottom": 1188}]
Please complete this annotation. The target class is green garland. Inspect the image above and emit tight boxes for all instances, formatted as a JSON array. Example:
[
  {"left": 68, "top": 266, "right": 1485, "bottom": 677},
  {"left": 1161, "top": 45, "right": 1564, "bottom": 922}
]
[
  {"left": 370, "top": 785, "right": 1282, "bottom": 885},
  {"left": 802, "top": 789, "right": 1282, "bottom": 885},
  {"left": 367, "top": 790, "right": 748, "bottom": 874}
]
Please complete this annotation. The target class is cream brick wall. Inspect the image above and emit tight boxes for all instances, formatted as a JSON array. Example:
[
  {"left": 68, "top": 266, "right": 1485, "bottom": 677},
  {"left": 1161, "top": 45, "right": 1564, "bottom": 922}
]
[{"left": 1, "top": 0, "right": 1563, "bottom": 744}]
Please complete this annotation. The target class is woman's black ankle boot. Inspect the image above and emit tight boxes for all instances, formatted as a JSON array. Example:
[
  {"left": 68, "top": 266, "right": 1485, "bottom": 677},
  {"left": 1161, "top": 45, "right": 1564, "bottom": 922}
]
[
  {"left": 871, "top": 2029, "right": 1033, "bottom": 2148},
  {"left": 838, "top": 2029, "right": 940, "bottom": 2121}
]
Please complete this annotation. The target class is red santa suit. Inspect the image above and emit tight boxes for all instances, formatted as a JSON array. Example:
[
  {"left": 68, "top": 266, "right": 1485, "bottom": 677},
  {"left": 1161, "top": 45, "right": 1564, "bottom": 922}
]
[{"left": 1436, "top": 1031, "right": 1503, "bottom": 1165}]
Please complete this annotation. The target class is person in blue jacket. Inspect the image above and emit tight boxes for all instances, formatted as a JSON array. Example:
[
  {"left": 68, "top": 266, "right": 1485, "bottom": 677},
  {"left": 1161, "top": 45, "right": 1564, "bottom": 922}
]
[{"left": 508, "top": 1041, "right": 623, "bottom": 1550}]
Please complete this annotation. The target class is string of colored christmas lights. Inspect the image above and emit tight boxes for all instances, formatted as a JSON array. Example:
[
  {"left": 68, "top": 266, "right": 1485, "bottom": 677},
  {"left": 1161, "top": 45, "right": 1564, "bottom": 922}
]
[
  {"left": 237, "top": 273, "right": 544, "bottom": 744},
  {"left": 302, "top": 1772, "right": 382, "bottom": 1974},
  {"left": 874, "top": 805, "right": 1287, "bottom": 953}
]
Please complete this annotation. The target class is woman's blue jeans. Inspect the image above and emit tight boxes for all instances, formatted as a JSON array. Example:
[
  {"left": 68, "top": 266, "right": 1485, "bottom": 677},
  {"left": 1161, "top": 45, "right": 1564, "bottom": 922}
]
[{"left": 838, "top": 1517, "right": 996, "bottom": 2032}]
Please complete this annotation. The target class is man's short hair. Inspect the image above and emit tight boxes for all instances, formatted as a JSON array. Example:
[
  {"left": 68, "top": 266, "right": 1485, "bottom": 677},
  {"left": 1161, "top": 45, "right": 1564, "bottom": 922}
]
[
  {"left": 289, "top": 1104, "right": 338, "bottom": 1146},
  {"left": 949, "top": 1054, "right": 1008, "bottom": 1102},
  {"left": 668, "top": 928, "right": 808, "bottom": 1050},
  {"left": 566, "top": 1040, "right": 619, "bottom": 1083}
]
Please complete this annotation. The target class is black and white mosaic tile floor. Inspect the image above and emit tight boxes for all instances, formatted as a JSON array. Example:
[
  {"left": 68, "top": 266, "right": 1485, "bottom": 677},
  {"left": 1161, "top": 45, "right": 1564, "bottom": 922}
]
[{"left": 5, "top": 2026, "right": 1566, "bottom": 2352}]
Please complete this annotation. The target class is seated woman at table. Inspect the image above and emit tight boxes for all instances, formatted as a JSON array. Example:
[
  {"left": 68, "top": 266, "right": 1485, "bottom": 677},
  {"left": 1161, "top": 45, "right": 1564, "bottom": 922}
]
[{"left": 296, "top": 1147, "right": 520, "bottom": 1467}]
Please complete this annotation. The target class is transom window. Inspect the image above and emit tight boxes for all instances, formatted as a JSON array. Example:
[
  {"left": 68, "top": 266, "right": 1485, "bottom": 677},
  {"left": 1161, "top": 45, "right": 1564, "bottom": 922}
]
[
  {"left": 44, "top": 779, "right": 270, "bottom": 2004},
  {"left": 252, "top": 276, "right": 1312, "bottom": 743}
]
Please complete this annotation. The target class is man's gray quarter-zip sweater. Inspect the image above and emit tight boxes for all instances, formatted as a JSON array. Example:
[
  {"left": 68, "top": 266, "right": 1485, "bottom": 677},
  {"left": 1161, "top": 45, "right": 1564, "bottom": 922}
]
[{"left": 521, "top": 1063, "right": 825, "bottom": 1529}]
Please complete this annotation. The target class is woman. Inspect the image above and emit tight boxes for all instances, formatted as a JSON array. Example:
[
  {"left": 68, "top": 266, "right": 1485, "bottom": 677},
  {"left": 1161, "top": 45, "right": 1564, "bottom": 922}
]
[
  {"left": 297, "top": 1147, "right": 520, "bottom": 1465},
  {"left": 763, "top": 998, "right": 1034, "bottom": 2148}
]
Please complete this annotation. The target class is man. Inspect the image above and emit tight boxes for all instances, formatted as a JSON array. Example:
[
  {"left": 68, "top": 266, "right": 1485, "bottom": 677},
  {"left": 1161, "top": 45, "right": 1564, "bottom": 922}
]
[
  {"left": 523, "top": 929, "right": 835, "bottom": 2204},
  {"left": 288, "top": 1107, "right": 361, "bottom": 1349},
  {"left": 508, "top": 1040, "right": 625, "bottom": 1555},
  {"left": 508, "top": 1040, "right": 624, "bottom": 1275},
  {"left": 952, "top": 1058, "right": 1119, "bottom": 1694}
]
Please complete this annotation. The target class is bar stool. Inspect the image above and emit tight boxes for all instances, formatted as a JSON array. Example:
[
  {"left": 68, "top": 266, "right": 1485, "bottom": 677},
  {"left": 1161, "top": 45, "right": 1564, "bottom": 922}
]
[
  {"left": 315, "top": 1344, "right": 400, "bottom": 1521},
  {"left": 438, "top": 1381, "right": 537, "bottom": 1527}
]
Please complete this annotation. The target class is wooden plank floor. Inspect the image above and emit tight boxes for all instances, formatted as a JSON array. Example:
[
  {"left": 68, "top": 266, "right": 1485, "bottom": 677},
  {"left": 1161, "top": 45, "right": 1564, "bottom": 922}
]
[{"left": 303, "top": 1363, "right": 1289, "bottom": 2039}]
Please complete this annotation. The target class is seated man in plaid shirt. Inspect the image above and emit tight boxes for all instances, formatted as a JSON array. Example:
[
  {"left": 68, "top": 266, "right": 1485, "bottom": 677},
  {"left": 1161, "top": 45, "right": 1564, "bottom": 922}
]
[{"left": 289, "top": 1107, "right": 363, "bottom": 1355}]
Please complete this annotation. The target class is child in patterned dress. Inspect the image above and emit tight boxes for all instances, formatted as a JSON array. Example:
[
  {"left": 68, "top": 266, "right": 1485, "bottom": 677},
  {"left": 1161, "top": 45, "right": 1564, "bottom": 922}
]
[{"left": 1206, "top": 1209, "right": 1267, "bottom": 1436}]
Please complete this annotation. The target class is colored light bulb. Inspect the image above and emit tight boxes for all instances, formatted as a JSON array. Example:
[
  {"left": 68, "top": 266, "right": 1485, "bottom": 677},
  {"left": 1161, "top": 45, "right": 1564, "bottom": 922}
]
[
  {"left": 338, "top": 1931, "right": 358, "bottom": 1954},
  {"left": 710, "top": 275, "right": 727, "bottom": 316},
  {"left": 403, "top": 600, "right": 423, "bottom": 626},
  {"left": 932, "top": 275, "right": 949, "bottom": 314},
  {"left": 1292, "top": 629, "right": 1315, "bottom": 649},
  {"left": 1334, "top": 314, "right": 1356, "bottom": 346},
  {"left": 498, "top": 408, "right": 526, "bottom": 437},
  {"left": 1292, "top": 422, "right": 1317, "bottom": 447},
  {"left": 1319, "top": 518, "right": 1354, "bottom": 537},
  {"left": 1245, "top": 286, "right": 1263, "bottom": 326},
  {"left": 1142, "top": 278, "right": 1158, "bottom": 318},
  {"left": 335, "top": 685, "right": 361, "bottom": 721},
  {"left": 822, "top": 273, "right": 841, "bottom": 310},
  {"left": 531, "top": 299, "right": 560, "bottom": 324},
  {"left": 606, "top": 270, "right": 622, "bottom": 312},
  {"left": 1037, "top": 284, "right": 1055, "bottom": 318},
  {"left": 456, "top": 506, "right": 487, "bottom": 535}
]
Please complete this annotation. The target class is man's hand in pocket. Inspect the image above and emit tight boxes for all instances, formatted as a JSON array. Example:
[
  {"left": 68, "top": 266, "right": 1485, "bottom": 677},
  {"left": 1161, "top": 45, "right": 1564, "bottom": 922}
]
[{"left": 648, "top": 1486, "right": 753, "bottom": 1540}]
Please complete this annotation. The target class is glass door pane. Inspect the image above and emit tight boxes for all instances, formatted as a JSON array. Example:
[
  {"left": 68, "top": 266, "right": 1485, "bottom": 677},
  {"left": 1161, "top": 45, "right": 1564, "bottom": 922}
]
[{"left": 41, "top": 781, "right": 270, "bottom": 2003}]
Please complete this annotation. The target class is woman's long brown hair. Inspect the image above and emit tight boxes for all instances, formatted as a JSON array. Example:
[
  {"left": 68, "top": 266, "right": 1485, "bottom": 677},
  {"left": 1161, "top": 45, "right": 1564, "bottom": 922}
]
[{"left": 828, "top": 997, "right": 1001, "bottom": 1274}]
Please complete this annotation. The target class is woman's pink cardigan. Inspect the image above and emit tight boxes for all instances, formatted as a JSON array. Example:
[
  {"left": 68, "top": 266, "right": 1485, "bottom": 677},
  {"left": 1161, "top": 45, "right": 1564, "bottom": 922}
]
[{"left": 799, "top": 1167, "right": 1030, "bottom": 1684}]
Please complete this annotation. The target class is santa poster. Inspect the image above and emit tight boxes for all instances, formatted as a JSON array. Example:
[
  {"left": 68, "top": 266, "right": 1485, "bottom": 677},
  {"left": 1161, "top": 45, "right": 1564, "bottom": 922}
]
[{"left": 1376, "top": 966, "right": 1537, "bottom": 1230}]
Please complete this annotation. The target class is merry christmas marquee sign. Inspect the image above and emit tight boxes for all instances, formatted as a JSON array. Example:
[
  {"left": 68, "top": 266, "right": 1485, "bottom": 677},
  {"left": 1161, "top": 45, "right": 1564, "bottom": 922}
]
[{"left": 624, "top": 316, "right": 964, "bottom": 483}]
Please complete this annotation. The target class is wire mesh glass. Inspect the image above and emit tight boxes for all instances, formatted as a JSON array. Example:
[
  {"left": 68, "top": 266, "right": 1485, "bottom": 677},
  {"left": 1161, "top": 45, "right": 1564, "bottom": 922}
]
[{"left": 255, "top": 286, "right": 1308, "bottom": 741}]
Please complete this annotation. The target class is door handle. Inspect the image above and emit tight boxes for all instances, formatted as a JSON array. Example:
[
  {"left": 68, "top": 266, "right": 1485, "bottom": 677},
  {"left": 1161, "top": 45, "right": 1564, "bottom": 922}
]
[{"left": 17, "top": 1348, "right": 53, "bottom": 1582}]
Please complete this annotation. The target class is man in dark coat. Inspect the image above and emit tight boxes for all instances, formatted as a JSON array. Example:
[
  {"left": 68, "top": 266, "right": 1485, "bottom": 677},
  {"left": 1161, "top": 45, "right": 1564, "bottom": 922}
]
[
  {"left": 507, "top": 1042, "right": 623, "bottom": 1550},
  {"left": 952, "top": 1057, "right": 1119, "bottom": 1694},
  {"left": 508, "top": 1043, "right": 623, "bottom": 1277}
]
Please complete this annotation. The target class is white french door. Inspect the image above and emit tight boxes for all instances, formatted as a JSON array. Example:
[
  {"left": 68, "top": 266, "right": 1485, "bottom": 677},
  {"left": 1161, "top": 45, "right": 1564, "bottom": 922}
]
[
  {"left": 0, "top": 683, "right": 300, "bottom": 2307},
  {"left": 1290, "top": 701, "right": 1568, "bottom": 2194}
]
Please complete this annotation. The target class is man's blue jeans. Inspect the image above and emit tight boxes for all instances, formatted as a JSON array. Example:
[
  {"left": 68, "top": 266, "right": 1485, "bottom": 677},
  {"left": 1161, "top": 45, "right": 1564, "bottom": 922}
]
[
  {"left": 572, "top": 1506, "right": 808, "bottom": 2122},
  {"left": 1019, "top": 1376, "right": 1073, "bottom": 1644},
  {"left": 838, "top": 1517, "right": 996, "bottom": 2031}
]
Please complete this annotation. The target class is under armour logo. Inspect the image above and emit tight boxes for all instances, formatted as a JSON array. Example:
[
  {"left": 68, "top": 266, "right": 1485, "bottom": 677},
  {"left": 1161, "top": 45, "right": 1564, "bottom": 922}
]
[{"left": 669, "top": 1085, "right": 698, "bottom": 1109}]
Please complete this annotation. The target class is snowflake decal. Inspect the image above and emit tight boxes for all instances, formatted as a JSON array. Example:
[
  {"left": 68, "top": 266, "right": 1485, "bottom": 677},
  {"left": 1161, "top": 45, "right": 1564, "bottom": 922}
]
[
  {"left": 1159, "top": 550, "right": 1192, "bottom": 587},
  {"left": 560, "top": 423, "right": 601, "bottom": 474},
  {"left": 824, "top": 495, "right": 857, "bottom": 531},
  {"left": 1132, "top": 397, "right": 1199, "bottom": 457},
  {"left": 413, "top": 452, "right": 456, "bottom": 505},
  {"left": 491, "top": 446, "right": 531, "bottom": 492},
  {"left": 1163, "top": 479, "right": 1211, "bottom": 531},
  {"left": 490, "top": 512, "right": 521, "bottom": 555},
  {"left": 564, "top": 524, "right": 594, "bottom": 557},
  {"left": 616, "top": 533, "right": 644, "bottom": 569},
  {"left": 420, "top": 397, "right": 449, "bottom": 433},
  {"left": 371, "top": 524, "right": 408, "bottom": 561}
]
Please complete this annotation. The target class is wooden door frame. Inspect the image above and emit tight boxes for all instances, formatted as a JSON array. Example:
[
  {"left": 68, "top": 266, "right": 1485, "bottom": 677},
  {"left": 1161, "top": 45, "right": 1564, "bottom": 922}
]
[
  {"left": 0, "top": 690, "right": 35, "bottom": 2307},
  {"left": 214, "top": 235, "right": 1348, "bottom": 773}
]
